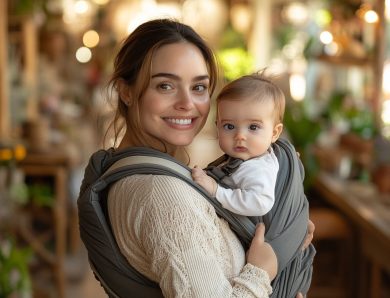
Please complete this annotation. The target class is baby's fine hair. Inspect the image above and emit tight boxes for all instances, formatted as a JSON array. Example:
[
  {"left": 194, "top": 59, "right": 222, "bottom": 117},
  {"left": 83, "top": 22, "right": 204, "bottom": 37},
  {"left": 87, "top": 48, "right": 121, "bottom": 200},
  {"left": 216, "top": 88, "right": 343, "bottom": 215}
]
[{"left": 217, "top": 71, "right": 285, "bottom": 124}]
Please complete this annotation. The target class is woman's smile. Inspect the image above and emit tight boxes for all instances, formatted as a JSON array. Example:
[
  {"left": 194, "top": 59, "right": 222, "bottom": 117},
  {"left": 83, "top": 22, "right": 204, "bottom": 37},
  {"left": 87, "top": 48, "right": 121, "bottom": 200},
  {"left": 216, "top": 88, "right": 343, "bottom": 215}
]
[{"left": 164, "top": 117, "right": 195, "bottom": 127}]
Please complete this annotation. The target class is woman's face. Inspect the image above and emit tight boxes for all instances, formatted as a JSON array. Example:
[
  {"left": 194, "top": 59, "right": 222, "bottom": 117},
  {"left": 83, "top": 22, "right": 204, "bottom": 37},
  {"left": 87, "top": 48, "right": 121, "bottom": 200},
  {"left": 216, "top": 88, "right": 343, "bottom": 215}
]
[{"left": 139, "top": 42, "right": 211, "bottom": 148}]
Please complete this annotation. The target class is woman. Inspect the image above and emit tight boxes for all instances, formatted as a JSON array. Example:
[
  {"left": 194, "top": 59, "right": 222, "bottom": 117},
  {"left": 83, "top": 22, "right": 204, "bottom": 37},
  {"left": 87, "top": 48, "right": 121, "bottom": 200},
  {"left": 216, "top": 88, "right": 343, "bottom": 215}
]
[{"left": 79, "top": 18, "right": 313, "bottom": 297}]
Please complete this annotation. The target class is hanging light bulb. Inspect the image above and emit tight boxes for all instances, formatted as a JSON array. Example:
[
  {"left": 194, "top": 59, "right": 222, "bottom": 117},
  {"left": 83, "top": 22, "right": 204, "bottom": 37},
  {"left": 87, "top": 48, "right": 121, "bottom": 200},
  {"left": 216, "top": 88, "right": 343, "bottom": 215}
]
[
  {"left": 282, "top": 2, "right": 309, "bottom": 26},
  {"left": 230, "top": 3, "right": 252, "bottom": 35},
  {"left": 75, "top": 46, "right": 92, "bottom": 63},
  {"left": 319, "top": 31, "right": 333, "bottom": 44},
  {"left": 289, "top": 74, "right": 306, "bottom": 101},
  {"left": 364, "top": 10, "right": 379, "bottom": 23},
  {"left": 83, "top": 30, "right": 100, "bottom": 48}
]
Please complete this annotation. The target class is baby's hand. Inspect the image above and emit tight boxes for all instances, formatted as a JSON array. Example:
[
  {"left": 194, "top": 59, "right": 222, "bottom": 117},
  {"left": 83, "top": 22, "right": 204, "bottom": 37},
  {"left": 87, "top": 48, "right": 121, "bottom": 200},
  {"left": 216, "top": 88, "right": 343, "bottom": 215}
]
[{"left": 192, "top": 166, "right": 217, "bottom": 196}]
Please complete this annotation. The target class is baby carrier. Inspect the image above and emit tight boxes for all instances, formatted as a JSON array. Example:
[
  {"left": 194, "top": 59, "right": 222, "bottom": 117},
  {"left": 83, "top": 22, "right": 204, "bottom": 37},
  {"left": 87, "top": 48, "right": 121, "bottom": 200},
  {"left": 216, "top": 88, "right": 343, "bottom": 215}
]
[{"left": 77, "top": 138, "right": 315, "bottom": 298}]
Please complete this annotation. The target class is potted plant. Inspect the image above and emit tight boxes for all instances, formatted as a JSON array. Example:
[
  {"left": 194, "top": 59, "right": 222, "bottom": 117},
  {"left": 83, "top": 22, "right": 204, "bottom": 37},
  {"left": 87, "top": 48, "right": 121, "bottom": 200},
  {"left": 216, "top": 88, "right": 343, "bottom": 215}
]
[
  {"left": 0, "top": 237, "right": 32, "bottom": 298},
  {"left": 284, "top": 100, "right": 322, "bottom": 189}
]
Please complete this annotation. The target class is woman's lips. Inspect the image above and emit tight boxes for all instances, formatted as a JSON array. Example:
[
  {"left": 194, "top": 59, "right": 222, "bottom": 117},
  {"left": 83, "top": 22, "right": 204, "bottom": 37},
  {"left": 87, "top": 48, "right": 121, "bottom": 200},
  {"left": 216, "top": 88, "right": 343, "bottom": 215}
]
[
  {"left": 165, "top": 118, "right": 193, "bottom": 125},
  {"left": 164, "top": 117, "right": 196, "bottom": 129}
]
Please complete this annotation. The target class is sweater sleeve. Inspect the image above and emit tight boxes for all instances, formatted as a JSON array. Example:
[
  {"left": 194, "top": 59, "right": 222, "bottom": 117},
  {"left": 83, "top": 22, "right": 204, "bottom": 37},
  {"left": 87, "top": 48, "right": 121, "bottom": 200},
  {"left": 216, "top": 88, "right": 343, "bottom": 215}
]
[
  {"left": 109, "top": 175, "right": 272, "bottom": 298},
  {"left": 215, "top": 154, "right": 278, "bottom": 217}
]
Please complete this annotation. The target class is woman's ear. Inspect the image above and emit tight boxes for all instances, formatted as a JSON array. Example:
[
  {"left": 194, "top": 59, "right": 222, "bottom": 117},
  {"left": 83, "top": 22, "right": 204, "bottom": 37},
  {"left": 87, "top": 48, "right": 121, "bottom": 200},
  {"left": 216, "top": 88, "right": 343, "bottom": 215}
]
[
  {"left": 117, "top": 79, "right": 133, "bottom": 106},
  {"left": 272, "top": 123, "right": 283, "bottom": 143}
]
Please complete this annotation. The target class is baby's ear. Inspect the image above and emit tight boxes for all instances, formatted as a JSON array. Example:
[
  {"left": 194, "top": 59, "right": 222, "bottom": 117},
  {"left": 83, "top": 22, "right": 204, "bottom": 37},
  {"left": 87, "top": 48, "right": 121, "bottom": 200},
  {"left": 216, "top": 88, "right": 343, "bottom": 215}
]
[{"left": 272, "top": 123, "right": 283, "bottom": 143}]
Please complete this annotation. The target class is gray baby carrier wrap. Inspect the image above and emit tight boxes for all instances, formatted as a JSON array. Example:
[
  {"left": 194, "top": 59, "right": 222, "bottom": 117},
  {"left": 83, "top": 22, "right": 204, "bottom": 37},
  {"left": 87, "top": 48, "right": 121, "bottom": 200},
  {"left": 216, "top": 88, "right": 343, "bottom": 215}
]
[{"left": 77, "top": 138, "right": 315, "bottom": 297}]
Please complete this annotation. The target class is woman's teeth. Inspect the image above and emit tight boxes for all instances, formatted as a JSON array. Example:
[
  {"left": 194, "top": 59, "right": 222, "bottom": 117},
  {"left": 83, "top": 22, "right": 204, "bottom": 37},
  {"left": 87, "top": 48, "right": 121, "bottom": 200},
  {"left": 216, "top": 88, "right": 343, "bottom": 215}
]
[{"left": 166, "top": 118, "right": 192, "bottom": 125}]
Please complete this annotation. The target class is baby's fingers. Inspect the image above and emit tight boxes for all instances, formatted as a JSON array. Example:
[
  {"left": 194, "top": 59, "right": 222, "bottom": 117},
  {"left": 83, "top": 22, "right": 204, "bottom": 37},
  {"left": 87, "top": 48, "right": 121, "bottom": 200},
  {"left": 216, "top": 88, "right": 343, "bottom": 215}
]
[{"left": 192, "top": 166, "right": 204, "bottom": 177}]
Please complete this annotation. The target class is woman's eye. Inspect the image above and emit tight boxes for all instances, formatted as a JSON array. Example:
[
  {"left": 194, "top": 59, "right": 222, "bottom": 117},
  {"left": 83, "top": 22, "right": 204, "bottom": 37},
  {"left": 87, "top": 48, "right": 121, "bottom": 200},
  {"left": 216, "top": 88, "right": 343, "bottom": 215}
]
[
  {"left": 249, "top": 124, "right": 260, "bottom": 131},
  {"left": 158, "top": 83, "right": 173, "bottom": 91},
  {"left": 193, "top": 84, "right": 207, "bottom": 92},
  {"left": 223, "top": 124, "right": 235, "bottom": 130}
]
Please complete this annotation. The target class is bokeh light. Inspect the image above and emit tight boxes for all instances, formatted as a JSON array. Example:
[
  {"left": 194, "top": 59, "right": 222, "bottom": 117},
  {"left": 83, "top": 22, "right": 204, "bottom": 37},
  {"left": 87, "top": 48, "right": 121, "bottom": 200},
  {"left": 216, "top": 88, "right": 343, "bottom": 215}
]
[
  {"left": 83, "top": 30, "right": 100, "bottom": 48},
  {"left": 75, "top": 46, "right": 92, "bottom": 63}
]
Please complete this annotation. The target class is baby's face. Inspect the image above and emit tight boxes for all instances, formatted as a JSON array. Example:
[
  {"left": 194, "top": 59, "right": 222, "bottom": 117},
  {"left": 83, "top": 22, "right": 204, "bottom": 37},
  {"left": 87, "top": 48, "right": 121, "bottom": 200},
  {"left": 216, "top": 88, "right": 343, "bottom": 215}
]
[{"left": 216, "top": 97, "right": 281, "bottom": 160}]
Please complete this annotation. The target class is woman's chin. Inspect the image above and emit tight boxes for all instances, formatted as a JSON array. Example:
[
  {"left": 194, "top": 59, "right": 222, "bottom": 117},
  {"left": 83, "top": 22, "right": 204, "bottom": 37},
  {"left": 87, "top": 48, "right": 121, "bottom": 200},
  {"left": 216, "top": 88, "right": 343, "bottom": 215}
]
[
  {"left": 169, "top": 140, "right": 193, "bottom": 147},
  {"left": 166, "top": 136, "right": 195, "bottom": 147}
]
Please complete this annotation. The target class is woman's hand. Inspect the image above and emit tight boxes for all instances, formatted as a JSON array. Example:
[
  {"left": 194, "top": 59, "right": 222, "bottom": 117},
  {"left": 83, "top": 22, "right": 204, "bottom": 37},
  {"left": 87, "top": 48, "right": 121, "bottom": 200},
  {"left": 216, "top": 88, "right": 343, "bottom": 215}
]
[
  {"left": 246, "top": 223, "right": 278, "bottom": 280},
  {"left": 293, "top": 221, "right": 314, "bottom": 298},
  {"left": 302, "top": 219, "right": 315, "bottom": 250},
  {"left": 247, "top": 222, "right": 311, "bottom": 296}
]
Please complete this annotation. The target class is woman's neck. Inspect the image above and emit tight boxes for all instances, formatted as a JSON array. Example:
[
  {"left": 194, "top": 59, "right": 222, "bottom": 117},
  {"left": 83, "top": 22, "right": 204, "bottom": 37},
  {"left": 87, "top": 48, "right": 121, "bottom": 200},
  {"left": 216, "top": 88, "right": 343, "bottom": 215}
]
[{"left": 118, "top": 133, "right": 187, "bottom": 163}]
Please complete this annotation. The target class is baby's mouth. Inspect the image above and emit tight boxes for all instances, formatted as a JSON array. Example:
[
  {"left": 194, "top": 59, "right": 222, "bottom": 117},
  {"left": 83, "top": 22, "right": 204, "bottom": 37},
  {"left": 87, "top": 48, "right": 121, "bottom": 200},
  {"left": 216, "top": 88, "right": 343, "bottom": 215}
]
[{"left": 234, "top": 146, "right": 247, "bottom": 152}]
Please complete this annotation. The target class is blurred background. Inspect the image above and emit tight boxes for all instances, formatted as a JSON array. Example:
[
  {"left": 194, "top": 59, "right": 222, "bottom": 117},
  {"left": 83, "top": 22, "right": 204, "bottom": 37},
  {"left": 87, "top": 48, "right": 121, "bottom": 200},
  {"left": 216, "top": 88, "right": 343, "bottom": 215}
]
[{"left": 0, "top": 0, "right": 390, "bottom": 297}]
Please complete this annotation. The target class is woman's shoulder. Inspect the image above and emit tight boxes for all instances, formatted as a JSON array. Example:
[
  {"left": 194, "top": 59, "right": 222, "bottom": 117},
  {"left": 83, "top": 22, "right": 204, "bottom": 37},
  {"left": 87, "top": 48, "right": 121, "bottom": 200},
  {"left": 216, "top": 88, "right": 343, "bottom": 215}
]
[
  {"left": 111, "top": 174, "right": 209, "bottom": 209},
  {"left": 116, "top": 174, "right": 194, "bottom": 191}
]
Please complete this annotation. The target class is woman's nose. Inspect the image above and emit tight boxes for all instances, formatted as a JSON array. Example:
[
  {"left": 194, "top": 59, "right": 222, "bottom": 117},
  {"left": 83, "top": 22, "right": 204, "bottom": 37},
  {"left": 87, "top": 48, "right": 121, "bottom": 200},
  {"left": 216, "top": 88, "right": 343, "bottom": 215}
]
[{"left": 174, "top": 90, "right": 195, "bottom": 110}]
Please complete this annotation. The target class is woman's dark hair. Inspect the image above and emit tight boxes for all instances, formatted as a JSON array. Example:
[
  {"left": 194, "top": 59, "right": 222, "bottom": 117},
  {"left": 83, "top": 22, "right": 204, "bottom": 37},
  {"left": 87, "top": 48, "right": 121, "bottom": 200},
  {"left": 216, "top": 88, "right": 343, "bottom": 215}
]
[{"left": 106, "top": 18, "right": 218, "bottom": 147}]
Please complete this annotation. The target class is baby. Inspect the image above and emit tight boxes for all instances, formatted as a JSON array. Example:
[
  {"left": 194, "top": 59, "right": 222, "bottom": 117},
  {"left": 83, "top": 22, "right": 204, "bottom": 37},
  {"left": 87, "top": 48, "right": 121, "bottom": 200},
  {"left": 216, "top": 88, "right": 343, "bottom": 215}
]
[{"left": 192, "top": 72, "right": 285, "bottom": 216}]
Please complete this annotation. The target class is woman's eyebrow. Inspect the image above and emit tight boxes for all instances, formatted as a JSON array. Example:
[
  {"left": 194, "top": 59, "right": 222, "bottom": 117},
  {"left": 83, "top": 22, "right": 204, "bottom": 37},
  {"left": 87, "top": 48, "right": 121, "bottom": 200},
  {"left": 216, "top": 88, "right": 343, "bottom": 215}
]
[
  {"left": 151, "top": 73, "right": 179, "bottom": 80},
  {"left": 151, "top": 73, "right": 209, "bottom": 82},
  {"left": 194, "top": 75, "right": 210, "bottom": 81}
]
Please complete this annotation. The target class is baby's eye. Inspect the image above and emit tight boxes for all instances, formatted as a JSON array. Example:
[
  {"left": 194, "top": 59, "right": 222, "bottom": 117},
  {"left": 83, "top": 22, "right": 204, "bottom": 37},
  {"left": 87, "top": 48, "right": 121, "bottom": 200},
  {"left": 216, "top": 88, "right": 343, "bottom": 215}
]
[
  {"left": 223, "top": 123, "right": 235, "bottom": 130},
  {"left": 249, "top": 124, "right": 260, "bottom": 131}
]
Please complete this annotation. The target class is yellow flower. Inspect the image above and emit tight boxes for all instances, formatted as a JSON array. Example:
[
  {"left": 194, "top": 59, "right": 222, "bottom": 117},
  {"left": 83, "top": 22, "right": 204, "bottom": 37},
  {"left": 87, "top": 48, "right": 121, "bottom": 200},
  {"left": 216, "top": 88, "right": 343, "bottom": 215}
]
[
  {"left": 14, "top": 144, "right": 26, "bottom": 161},
  {"left": 0, "top": 149, "right": 13, "bottom": 161}
]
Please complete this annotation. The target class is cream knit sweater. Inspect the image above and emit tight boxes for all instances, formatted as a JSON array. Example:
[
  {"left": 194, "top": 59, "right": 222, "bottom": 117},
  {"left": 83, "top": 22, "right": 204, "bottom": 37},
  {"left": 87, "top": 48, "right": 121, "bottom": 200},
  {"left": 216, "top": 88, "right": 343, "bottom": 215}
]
[{"left": 108, "top": 174, "right": 272, "bottom": 297}]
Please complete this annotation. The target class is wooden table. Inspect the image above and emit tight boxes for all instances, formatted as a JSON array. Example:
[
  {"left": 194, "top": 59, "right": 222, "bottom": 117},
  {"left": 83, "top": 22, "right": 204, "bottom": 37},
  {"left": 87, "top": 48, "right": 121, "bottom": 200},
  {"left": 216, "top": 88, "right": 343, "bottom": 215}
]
[
  {"left": 18, "top": 150, "right": 72, "bottom": 298},
  {"left": 314, "top": 172, "right": 390, "bottom": 298}
]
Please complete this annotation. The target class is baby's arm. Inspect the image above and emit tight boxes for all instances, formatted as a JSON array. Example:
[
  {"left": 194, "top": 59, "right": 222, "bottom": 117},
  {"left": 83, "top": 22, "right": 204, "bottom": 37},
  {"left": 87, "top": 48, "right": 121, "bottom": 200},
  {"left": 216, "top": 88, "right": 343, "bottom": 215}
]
[{"left": 192, "top": 166, "right": 217, "bottom": 196}]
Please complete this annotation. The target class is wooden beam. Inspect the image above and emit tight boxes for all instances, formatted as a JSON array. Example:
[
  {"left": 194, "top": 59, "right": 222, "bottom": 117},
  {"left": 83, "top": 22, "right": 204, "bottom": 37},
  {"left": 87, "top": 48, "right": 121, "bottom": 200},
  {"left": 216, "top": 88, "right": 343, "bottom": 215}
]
[
  {"left": 22, "top": 17, "right": 38, "bottom": 120},
  {"left": 0, "top": 0, "right": 9, "bottom": 140},
  {"left": 373, "top": 0, "right": 386, "bottom": 127}
]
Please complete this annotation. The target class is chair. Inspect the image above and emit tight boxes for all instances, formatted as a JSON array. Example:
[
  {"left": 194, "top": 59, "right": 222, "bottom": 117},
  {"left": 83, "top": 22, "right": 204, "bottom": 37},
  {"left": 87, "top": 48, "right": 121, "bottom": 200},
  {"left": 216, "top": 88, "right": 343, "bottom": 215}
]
[{"left": 308, "top": 207, "right": 356, "bottom": 298}]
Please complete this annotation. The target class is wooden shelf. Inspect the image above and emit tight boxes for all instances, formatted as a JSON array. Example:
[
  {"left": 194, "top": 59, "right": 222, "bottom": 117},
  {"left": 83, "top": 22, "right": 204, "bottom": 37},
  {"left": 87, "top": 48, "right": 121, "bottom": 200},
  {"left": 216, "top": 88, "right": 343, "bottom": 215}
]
[
  {"left": 308, "top": 0, "right": 386, "bottom": 126},
  {"left": 315, "top": 54, "right": 373, "bottom": 68},
  {"left": 0, "top": 3, "right": 38, "bottom": 141},
  {"left": 17, "top": 149, "right": 74, "bottom": 298}
]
